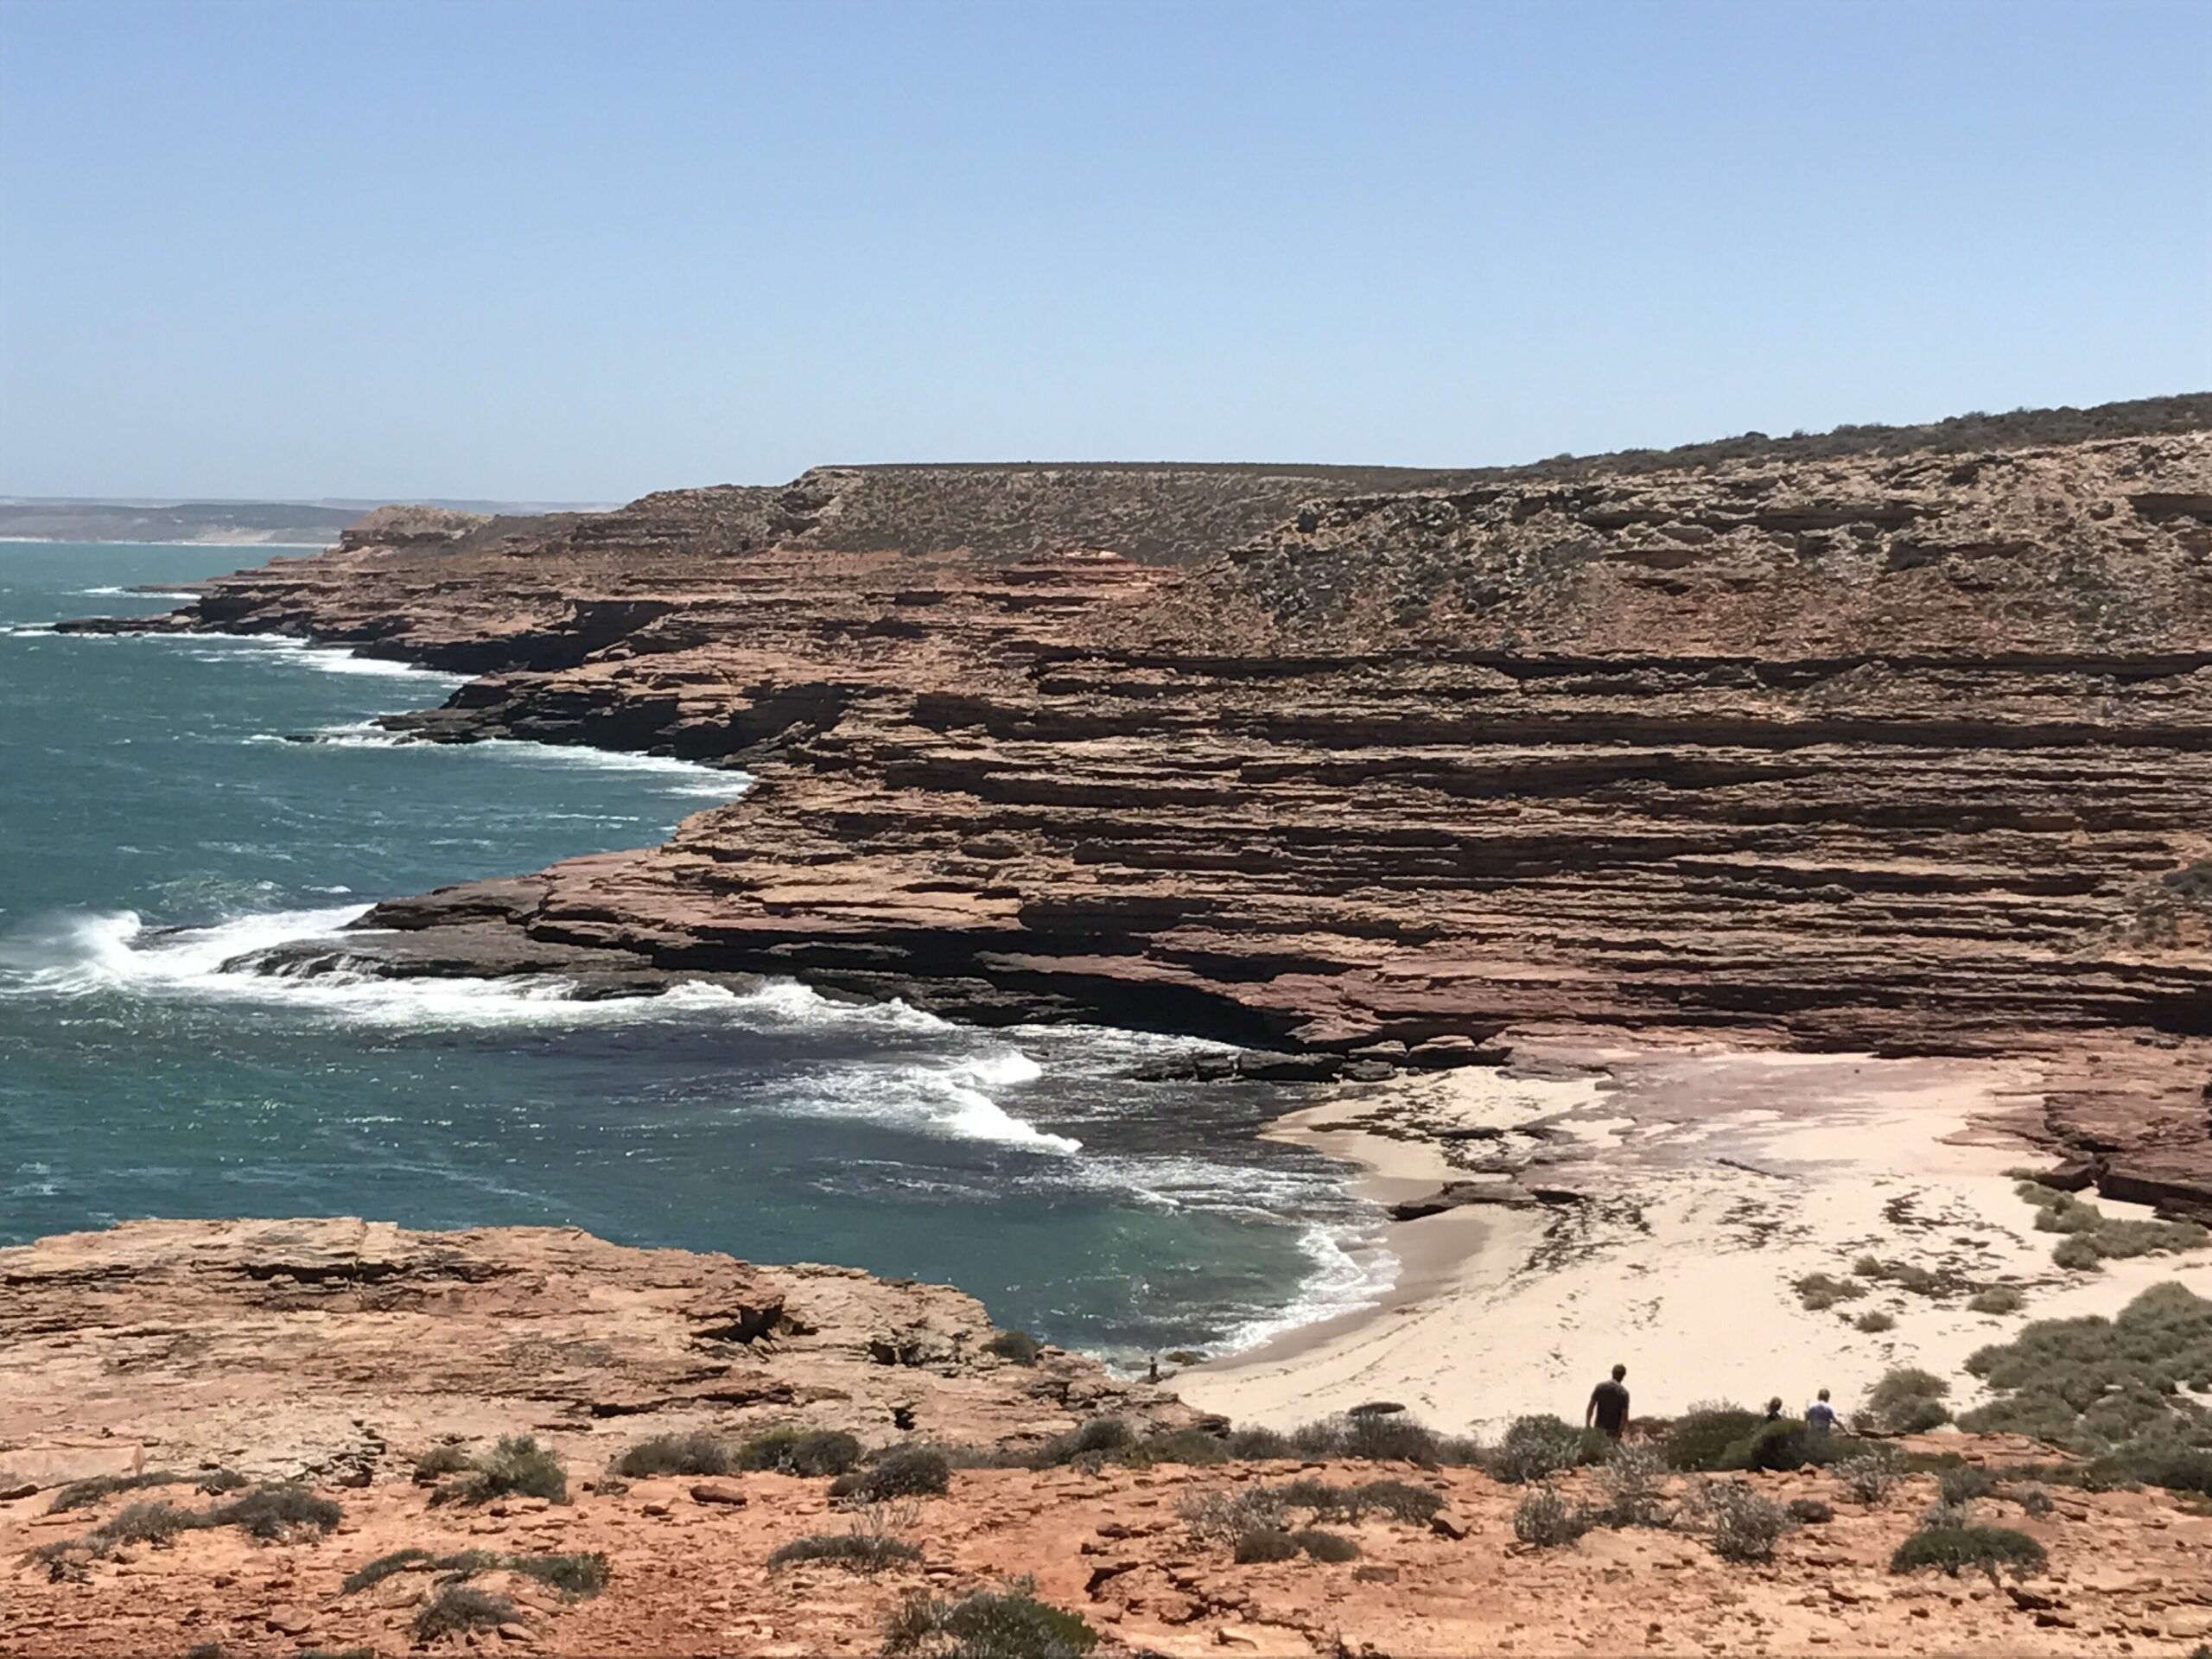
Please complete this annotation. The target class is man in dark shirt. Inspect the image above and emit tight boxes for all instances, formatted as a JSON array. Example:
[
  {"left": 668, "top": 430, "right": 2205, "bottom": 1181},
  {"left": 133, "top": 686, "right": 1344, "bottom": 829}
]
[{"left": 1586, "top": 1363, "right": 1630, "bottom": 1440}]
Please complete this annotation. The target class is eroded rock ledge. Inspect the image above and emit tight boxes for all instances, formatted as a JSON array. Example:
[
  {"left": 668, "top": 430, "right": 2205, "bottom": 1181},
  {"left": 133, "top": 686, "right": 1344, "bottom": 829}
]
[
  {"left": 64, "top": 434, "right": 2212, "bottom": 1212},
  {"left": 0, "top": 1217, "right": 1190, "bottom": 1492}
]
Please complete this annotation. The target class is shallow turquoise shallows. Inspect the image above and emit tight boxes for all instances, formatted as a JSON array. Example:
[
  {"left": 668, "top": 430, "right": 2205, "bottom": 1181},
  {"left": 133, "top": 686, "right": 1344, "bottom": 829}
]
[{"left": 0, "top": 542, "right": 1384, "bottom": 1361}]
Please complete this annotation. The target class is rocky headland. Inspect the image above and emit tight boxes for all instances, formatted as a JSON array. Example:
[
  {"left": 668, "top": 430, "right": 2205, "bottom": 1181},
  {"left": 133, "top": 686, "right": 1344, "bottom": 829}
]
[{"left": 62, "top": 403, "right": 2212, "bottom": 1219}]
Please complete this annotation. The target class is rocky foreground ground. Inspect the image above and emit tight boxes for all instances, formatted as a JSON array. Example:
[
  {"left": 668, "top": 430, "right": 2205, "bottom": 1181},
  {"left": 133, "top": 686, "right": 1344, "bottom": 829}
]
[
  {"left": 4, "top": 1220, "right": 2209, "bottom": 1658},
  {"left": 64, "top": 404, "right": 2212, "bottom": 1217}
]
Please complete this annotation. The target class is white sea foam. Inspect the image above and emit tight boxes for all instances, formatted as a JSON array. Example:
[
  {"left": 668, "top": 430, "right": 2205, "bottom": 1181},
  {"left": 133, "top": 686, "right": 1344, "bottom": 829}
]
[
  {"left": 75, "top": 586, "right": 200, "bottom": 599},
  {"left": 0, "top": 906, "right": 1071, "bottom": 1153},
  {"left": 246, "top": 721, "right": 748, "bottom": 801},
  {"left": 1213, "top": 1221, "right": 1400, "bottom": 1355},
  {"left": 480, "top": 741, "right": 748, "bottom": 799}
]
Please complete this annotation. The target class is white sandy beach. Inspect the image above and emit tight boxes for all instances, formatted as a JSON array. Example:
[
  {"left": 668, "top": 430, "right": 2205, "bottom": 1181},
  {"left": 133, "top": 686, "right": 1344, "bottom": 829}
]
[{"left": 1180, "top": 1045, "right": 2212, "bottom": 1437}]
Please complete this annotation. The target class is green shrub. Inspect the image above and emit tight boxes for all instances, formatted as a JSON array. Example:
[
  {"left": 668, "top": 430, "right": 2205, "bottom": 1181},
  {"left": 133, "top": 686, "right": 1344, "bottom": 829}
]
[
  {"left": 1661, "top": 1406, "right": 1764, "bottom": 1471},
  {"left": 94, "top": 1501, "right": 198, "bottom": 1548},
  {"left": 1289, "top": 1528, "right": 1359, "bottom": 1562},
  {"left": 1856, "top": 1310, "right": 1897, "bottom": 1333},
  {"left": 1698, "top": 1482, "right": 1788, "bottom": 1564},
  {"left": 614, "top": 1431, "right": 734, "bottom": 1478},
  {"left": 767, "top": 1531, "right": 922, "bottom": 1573},
  {"left": 1937, "top": 1465, "right": 1999, "bottom": 1506},
  {"left": 1223, "top": 1426, "right": 1293, "bottom": 1459},
  {"left": 2015, "top": 1483, "right": 2055, "bottom": 1517},
  {"left": 1348, "top": 1478, "right": 1444, "bottom": 1523},
  {"left": 346, "top": 1548, "right": 605, "bottom": 1599},
  {"left": 1890, "top": 1524, "right": 2047, "bottom": 1581},
  {"left": 2131, "top": 1447, "right": 2212, "bottom": 1493},
  {"left": 735, "top": 1428, "right": 864, "bottom": 1477},
  {"left": 1491, "top": 1414, "right": 1603, "bottom": 1484},
  {"left": 412, "top": 1586, "right": 516, "bottom": 1643},
  {"left": 1728, "top": 1420, "right": 1813, "bottom": 1472},
  {"left": 1958, "top": 1283, "right": 2212, "bottom": 1458},
  {"left": 1175, "top": 1486, "right": 1287, "bottom": 1545},
  {"left": 1596, "top": 1443, "right": 1669, "bottom": 1527},
  {"left": 201, "top": 1484, "right": 341, "bottom": 1541},
  {"left": 1263, "top": 1412, "right": 1449, "bottom": 1465},
  {"left": 411, "top": 1443, "right": 473, "bottom": 1484},
  {"left": 982, "top": 1331, "right": 1044, "bottom": 1365},
  {"left": 1795, "top": 1272, "right": 1866, "bottom": 1312},
  {"left": 883, "top": 1577, "right": 1097, "bottom": 1659},
  {"left": 1035, "top": 1416, "right": 1131, "bottom": 1465},
  {"left": 1232, "top": 1527, "right": 1301, "bottom": 1563},
  {"left": 1969, "top": 1287, "right": 2026, "bottom": 1315},
  {"left": 504, "top": 1552, "right": 610, "bottom": 1597},
  {"left": 1786, "top": 1497, "right": 1834, "bottom": 1524},
  {"left": 1115, "top": 1427, "right": 1233, "bottom": 1467},
  {"left": 343, "top": 1548, "right": 436, "bottom": 1593},
  {"left": 830, "top": 1445, "right": 950, "bottom": 1503},
  {"left": 2021, "top": 1185, "right": 2209, "bottom": 1272},
  {"left": 429, "top": 1436, "right": 566, "bottom": 1506},
  {"left": 48, "top": 1471, "right": 195, "bottom": 1514},
  {"left": 1512, "top": 1484, "right": 1589, "bottom": 1547},
  {"left": 1835, "top": 1446, "right": 1906, "bottom": 1503},
  {"left": 1866, "top": 1368, "right": 1953, "bottom": 1433},
  {"left": 40, "top": 1482, "right": 344, "bottom": 1568},
  {"left": 2053, "top": 1234, "right": 2104, "bottom": 1270},
  {"left": 1338, "top": 1412, "right": 1444, "bottom": 1464}
]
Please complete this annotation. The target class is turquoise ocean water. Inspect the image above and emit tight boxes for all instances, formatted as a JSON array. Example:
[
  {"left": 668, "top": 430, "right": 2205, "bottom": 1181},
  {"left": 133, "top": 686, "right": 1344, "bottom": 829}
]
[{"left": 0, "top": 542, "right": 1387, "bottom": 1361}]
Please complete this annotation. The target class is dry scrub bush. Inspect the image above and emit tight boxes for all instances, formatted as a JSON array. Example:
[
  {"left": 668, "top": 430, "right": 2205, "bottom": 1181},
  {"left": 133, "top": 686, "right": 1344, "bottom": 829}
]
[
  {"left": 1891, "top": 1523, "right": 2046, "bottom": 1582},
  {"left": 413, "top": 1585, "right": 516, "bottom": 1643},
  {"left": 1512, "top": 1484, "right": 1590, "bottom": 1548},
  {"left": 883, "top": 1577, "right": 1097, "bottom": 1659},
  {"left": 830, "top": 1445, "right": 950, "bottom": 1503},
  {"left": 1599, "top": 1443, "right": 1670, "bottom": 1527},
  {"left": 428, "top": 1436, "right": 566, "bottom": 1507},
  {"left": 1692, "top": 1481, "right": 1789, "bottom": 1563},
  {"left": 1835, "top": 1446, "right": 1906, "bottom": 1503}
]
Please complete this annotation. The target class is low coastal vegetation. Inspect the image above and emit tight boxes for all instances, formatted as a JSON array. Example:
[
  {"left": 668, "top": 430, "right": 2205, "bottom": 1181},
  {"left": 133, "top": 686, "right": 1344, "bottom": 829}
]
[
  {"left": 2016, "top": 1183, "right": 2209, "bottom": 1273},
  {"left": 1175, "top": 1475, "right": 1444, "bottom": 1548},
  {"left": 1957, "top": 1282, "right": 2212, "bottom": 1489},
  {"left": 343, "top": 1548, "right": 609, "bottom": 1598},
  {"left": 769, "top": 1529, "right": 924, "bottom": 1573},
  {"left": 1793, "top": 1272, "right": 1866, "bottom": 1313},
  {"left": 1863, "top": 1368, "right": 1954, "bottom": 1433},
  {"left": 982, "top": 1329, "right": 1044, "bottom": 1365},
  {"left": 48, "top": 1468, "right": 243, "bottom": 1513},
  {"left": 613, "top": 1427, "right": 862, "bottom": 1479},
  {"left": 31, "top": 1482, "right": 341, "bottom": 1576},
  {"left": 423, "top": 1435, "right": 568, "bottom": 1507},
  {"left": 413, "top": 1585, "right": 518, "bottom": 1643},
  {"left": 883, "top": 1577, "right": 1097, "bottom": 1659},
  {"left": 1891, "top": 1523, "right": 2046, "bottom": 1580},
  {"left": 830, "top": 1445, "right": 953, "bottom": 1503},
  {"left": 1232, "top": 1525, "right": 1358, "bottom": 1563}
]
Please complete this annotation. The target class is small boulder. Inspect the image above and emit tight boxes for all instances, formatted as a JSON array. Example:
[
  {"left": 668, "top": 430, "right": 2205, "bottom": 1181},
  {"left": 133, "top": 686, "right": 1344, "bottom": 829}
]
[
  {"left": 1429, "top": 1510, "right": 1471, "bottom": 1541},
  {"left": 690, "top": 1483, "right": 747, "bottom": 1507},
  {"left": 265, "top": 1605, "right": 313, "bottom": 1637}
]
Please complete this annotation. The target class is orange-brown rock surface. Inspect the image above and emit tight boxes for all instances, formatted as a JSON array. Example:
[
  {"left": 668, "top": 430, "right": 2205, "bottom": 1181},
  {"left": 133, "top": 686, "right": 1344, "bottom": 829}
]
[
  {"left": 0, "top": 1218, "right": 1190, "bottom": 1492},
  {"left": 5, "top": 1220, "right": 2210, "bottom": 1658},
  {"left": 67, "top": 419, "right": 2212, "bottom": 1213}
]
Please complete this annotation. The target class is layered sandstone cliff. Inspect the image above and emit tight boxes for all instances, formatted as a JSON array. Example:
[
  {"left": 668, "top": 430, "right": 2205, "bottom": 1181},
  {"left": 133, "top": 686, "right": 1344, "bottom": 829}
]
[{"left": 66, "top": 415, "right": 2212, "bottom": 1211}]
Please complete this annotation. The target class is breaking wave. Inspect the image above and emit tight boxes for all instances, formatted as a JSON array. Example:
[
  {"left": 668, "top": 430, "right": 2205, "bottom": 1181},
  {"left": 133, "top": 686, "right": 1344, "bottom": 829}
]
[
  {"left": 0, "top": 906, "right": 1072, "bottom": 1154},
  {"left": 250, "top": 721, "right": 749, "bottom": 801}
]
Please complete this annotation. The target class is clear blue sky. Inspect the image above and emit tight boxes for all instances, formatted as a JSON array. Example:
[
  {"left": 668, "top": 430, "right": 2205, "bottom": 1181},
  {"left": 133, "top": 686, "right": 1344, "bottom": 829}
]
[{"left": 3, "top": 0, "right": 2207, "bottom": 502}]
